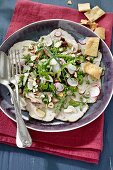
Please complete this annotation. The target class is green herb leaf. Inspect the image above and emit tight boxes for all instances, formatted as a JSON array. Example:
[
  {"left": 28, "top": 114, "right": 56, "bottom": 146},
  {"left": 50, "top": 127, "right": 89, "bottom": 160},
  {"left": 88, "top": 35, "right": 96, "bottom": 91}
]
[
  {"left": 77, "top": 71, "right": 85, "bottom": 85},
  {"left": 89, "top": 57, "right": 94, "bottom": 63},
  {"left": 39, "top": 83, "right": 49, "bottom": 91},
  {"left": 24, "top": 86, "right": 31, "bottom": 94},
  {"left": 48, "top": 83, "right": 55, "bottom": 92},
  {"left": 64, "top": 85, "right": 77, "bottom": 95},
  {"left": 18, "top": 75, "right": 24, "bottom": 87},
  {"left": 54, "top": 96, "right": 66, "bottom": 113},
  {"left": 50, "top": 47, "right": 59, "bottom": 54},
  {"left": 69, "top": 100, "right": 81, "bottom": 107},
  {"left": 23, "top": 54, "right": 32, "bottom": 64},
  {"left": 75, "top": 55, "right": 86, "bottom": 64},
  {"left": 42, "top": 94, "right": 49, "bottom": 104}
]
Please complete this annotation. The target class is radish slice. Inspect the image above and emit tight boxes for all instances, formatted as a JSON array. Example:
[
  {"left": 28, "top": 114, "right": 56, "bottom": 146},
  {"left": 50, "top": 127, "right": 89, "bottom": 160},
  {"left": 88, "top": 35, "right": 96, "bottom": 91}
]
[
  {"left": 40, "top": 75, "right": 53, "bottom": 83},
  {"left": 78, "top": 77, "right": 88, "bottom": 94},
  {"left": 45, "top": 36, "right": 52, "bottom": 47},
  {"left": 54, "top": 82, "right": 64, "bottom": 92},
  {"left": 67, "top": 64, "right": 76, "bottom": 74},
  {"left": 42, "top": 35, "right": 52, "bottom": 47},
  {"left": 67, "top": 78, "right": 78, "bottom": 87},
  {"left": 54, "top": 30, "right": 62, "bottom": 37},
  {"left": 52, "top": 63, "right": 60, "bottom": 73},
  {"left": 50, "top": 58, "right": 57, "bottom": 65},
  {"left": 59, "top": 58, "right": 66, "bottom": 64},
  {"left": 50, "top": 58, "right": 60, "bottom": 73},
  {"left": 90, "top": 85, "right": 100, "bottom": 97}
]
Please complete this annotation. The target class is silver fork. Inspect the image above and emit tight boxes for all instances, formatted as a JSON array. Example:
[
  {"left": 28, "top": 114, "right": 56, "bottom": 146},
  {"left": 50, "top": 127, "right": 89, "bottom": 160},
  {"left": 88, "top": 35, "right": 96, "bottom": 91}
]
[{"left": 9, "top": 50, "right": 32, "bottom": 148}]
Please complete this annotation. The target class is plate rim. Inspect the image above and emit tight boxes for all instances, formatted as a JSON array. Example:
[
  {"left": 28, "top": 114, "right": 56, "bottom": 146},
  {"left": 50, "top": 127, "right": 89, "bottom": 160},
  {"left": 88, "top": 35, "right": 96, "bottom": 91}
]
[{"left": 0, "top": 18, "right": 113, "bottom": 132}]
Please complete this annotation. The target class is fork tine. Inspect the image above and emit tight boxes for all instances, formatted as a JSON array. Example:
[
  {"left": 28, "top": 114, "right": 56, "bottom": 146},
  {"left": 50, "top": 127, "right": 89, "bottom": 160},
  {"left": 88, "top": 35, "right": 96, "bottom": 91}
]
[
  {"left": 9, "top": 50, "right": 19, "bottom": 102},
  {"left": 14, "top": 50, "right": 19, "bottom": 102},
  {"left": 7, "top": 50, "right": 32, "bottom": 146},
  {"left": 9, "top": 50, "right": 15, "bottom": 77},
  {"left": 14, "top": 50, "right": 18, "bottom": 75},
  {"left": 8, "top": 51, "right": 11, "bottom": 80},
  {"left": 15, "top": 50, "right": 22, "bottom": 105},
  {"left": 16, "top": 50, "right": 21, "bottom": 75}
]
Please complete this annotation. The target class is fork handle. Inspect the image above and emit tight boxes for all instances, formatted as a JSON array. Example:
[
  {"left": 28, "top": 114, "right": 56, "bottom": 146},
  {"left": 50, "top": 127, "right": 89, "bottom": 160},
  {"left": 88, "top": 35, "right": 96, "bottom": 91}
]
[{"left": 8, "top": 87, "right": 32, "bottom": 148}]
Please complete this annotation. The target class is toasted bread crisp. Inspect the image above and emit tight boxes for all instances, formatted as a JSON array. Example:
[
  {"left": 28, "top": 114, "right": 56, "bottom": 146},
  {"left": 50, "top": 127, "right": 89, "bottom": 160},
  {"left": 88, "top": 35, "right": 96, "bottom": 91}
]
[
  {"left": 84, "top": 37, "right": 100, "bottom": 57},
  {"left": 78, "top": 3, "right": 90, "bottom": 12},
  {"left": 80, "top": 19, "right": 89, "bottom": 25},
  {"left": 84, "top": 62, "right": 102, "bottom": 79},
  {"left": 80, "top": 19, "right": 98, "bottom": 31},
  {"left": 84, "top": 6, "right": 105, "bottom": 22},
  {"left": 90, "top": 22, "right": 98, "bottom": 31},
  {"left": 94, "top": 27, "right": 105, "bottom": 40}
]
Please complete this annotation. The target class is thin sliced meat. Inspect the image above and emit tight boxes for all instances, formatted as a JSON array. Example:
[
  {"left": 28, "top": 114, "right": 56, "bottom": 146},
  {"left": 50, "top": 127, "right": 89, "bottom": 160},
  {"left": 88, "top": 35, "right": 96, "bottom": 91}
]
[{"left": 55, "top": 104, "right": 89, "bottom": 122}]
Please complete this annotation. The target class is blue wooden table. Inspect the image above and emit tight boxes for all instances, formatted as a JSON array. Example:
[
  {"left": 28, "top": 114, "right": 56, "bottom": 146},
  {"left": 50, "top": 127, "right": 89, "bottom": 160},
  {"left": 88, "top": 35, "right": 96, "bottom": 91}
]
[{"left": 0, "top": 0, "right": 113, "bottom": 170}]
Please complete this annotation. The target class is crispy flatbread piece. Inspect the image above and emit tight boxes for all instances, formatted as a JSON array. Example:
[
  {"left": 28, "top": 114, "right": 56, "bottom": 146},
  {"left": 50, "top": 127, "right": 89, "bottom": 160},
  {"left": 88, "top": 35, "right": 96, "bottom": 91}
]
[
  {"left": 84, "top": 37, "right": 100, "bottom": 57},
  {"left": 80, "top": 19, "right": 98, "bottom": 31},
  {"left": 84, "top": 62, "right": 102, "bottom": 79},
  {"left": 78, "top": 3, "right": 90, "bottom": 12},
  {"left": 94, "top": 27, "right": 105, "bottom": 40},
  {"left": 84, "top": 6, "right": 105, "bottom": 22}
]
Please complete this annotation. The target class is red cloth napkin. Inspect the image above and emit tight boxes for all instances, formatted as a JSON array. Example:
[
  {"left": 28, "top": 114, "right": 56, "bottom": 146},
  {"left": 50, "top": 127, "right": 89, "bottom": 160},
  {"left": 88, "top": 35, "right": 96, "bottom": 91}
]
[{"left": 0, "top": 0, "right": 113, "bottom": 164}]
